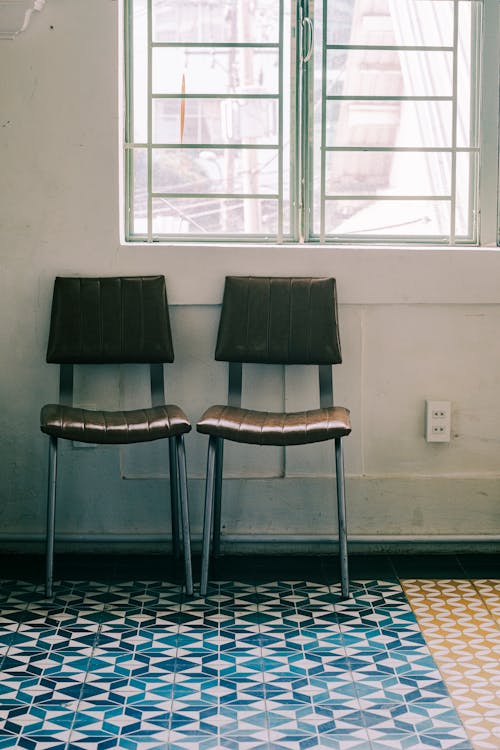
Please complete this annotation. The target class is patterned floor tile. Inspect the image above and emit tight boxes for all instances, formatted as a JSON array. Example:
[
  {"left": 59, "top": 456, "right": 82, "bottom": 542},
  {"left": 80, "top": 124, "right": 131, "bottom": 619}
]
[
  {"left": 2, "top": 740, "right": 69, "bottom": 750},
  {"left": 473, "top": 580, "right": 500, "bottom": 623},
  {"left": 0, "top": 576, "right": 481, "bottom": 750},
  {"left": 403, "top": 579, "right": 500, "bottom": 750}
]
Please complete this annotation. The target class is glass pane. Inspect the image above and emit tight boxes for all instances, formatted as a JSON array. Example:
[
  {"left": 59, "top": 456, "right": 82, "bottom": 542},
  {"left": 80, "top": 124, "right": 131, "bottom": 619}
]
[
  {"left": 325, "top": 0, "right": 356, "bottom": 47},
  {"left": 455, "top": 151, "right": 476, "bottom": 240},
  {"left": 126, "top": 0, "right": 289, "bottom": 241},
  {"left": 151, "top": 197, "right": 280, "bottom": 236},
  {"left": 130, "top": 0, "right": 148, "bottom": 143},
  {"left": 457, "top": 0, "right": 476, "bottom": 149},
  {"left": 153, "top": 98, "right": 279, "bottom": 145},
  {"left": 152, "top": 0, "right": 280, "bottom": 44},
  {"left": 130, "top": 148, "right": 147, "bottom": 235},
  {"left": 328, "top": 0, "right": 454, "bottom": 47},
  {"left": 325, "top": 151, "right": 452, "bottom": 197},
  {"left": 327, "top": 49, "right": 452, "bottom": 98},
  {"left": 326, "top": 100, "right": 453, "bottom": 149},
  {"left": 152, "top": 148, "right": 279, "bottom": 195},
  {"left": 313, "top": 0, "right": 480, "bottom": 242},
  {"left": 324, "top": 199, "right": 450, "bottom": 238},
  {"left": 152, "top": 48, "right": 279, "bottom": 96}
]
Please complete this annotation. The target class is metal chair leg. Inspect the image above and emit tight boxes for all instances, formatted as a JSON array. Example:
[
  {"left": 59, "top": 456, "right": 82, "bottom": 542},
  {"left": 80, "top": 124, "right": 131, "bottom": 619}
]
[
  {"left": 46, "top": 436, "right": 58, "bottom": 599},
  {"left": 175, "top": 435, "right": 193, "bottom": 596},
  {"left": 200, "top": 435, "right": 217, "bottom": 596},
  {"left": 212, "top": 438, "right": 224, "bottom": 558},
  {"left": 335, "top": 437, "right": 349, "bottom": 598},
  {"left": 169, "top": 437, "right": 181, "bottom": 559}
]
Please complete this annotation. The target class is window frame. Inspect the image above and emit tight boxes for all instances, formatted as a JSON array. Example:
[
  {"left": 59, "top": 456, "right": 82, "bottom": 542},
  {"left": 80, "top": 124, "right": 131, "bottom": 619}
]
[{"left": 121, "top": 0, "right": 500, "bottom": 248}]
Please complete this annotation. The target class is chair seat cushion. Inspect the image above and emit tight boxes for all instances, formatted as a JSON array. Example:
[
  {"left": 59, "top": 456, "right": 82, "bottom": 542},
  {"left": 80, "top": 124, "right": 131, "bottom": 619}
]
[
  {"left": 197, "top": 405, "right": 351, "bottom": 446},
  {"left": 40, "top": 404, "right": 191, "bottom": 444}
]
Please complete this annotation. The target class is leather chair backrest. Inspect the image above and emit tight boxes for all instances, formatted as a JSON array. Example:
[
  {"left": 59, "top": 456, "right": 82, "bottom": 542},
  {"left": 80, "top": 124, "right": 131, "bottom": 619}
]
[
  {"left": 215, "top": 276, "right": 342, "bottom": 365},
  {"left": 46, "top": 276, "right": 174, "bottom": 364}
]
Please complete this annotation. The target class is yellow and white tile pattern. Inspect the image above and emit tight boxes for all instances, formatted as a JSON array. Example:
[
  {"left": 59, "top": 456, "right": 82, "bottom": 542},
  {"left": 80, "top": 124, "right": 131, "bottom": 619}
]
[{"left": 402, "top": 579, "right": 500, "bottom": 750}]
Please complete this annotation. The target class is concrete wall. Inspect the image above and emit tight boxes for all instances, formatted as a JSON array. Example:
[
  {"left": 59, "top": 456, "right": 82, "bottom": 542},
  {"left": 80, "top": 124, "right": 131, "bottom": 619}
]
[{"left": 0, "top": 0, "right": 499, "bottom": 553}]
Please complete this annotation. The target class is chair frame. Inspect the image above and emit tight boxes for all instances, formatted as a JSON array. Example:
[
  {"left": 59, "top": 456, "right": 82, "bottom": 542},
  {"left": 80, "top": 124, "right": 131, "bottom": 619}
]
[
  {"left": 200, "top": 361, "right": 348, "bottom": 598},
  {"left": 45, "top": 362, "right": 193, "bottom": 598}
]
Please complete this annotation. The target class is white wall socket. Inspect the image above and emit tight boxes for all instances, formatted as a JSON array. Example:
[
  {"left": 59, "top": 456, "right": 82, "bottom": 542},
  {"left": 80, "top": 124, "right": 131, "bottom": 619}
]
[{"left": 425, "top": 400, "right": 451, "bottom": 443}]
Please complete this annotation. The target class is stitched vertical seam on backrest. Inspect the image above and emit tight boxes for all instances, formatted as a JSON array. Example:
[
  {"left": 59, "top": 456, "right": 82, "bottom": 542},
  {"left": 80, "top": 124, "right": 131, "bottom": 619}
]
[
  {"left": 265, "top": 277, "right": 271, "bottom": 361},
  {"left": 244, "top": 278, "right": 251, "bottom": 362},
  {"left": 287, "top": 277, "right": 292, "bottom": 363},
  {"left": 306, "top": 279, "right": 312, "bottom": 363},
  {"left": 98, "top": 279, "right": 103, "bottom": 357},
  {"left": 119, "top": 277, "right": 124, "bottom": 359},
  {"left": 78, "top": 278, "right": 83, "bottom": 360},
  {"left": 140, "top": 277, "right": 145, "bottom": 359}
]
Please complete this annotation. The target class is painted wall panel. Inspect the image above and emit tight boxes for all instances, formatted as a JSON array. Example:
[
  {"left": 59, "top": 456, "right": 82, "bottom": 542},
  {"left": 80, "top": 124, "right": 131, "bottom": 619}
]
[{"left": 363, "top": 305, "right": 500, "bottom": 475}]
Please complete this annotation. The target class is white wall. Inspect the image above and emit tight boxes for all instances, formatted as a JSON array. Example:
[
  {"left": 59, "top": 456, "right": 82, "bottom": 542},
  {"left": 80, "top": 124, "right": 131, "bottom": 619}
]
[{"left": 0, "top": 0, "right": 499, "bottom": 553}]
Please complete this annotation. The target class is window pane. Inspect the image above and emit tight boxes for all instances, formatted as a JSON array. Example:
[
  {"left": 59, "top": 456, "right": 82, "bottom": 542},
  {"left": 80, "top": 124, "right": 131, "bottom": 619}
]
[
  {"left": 456, "top": 0, "right": 475, "bottom": 149},
  {"left": 312, "top": 0, "right": 481, "bottom": 243},
  {"left": 328, "top": 49, "right": 453, "bottom": 98},
  {"left": 125, "top": 0, "right": 289, "bottom": 242},
  {"left": 326, "top": 100, "right": 453, "bottom": 149},
  {"left": 152, "top": 148, "right": 279, "bottom": 195},
  {"left": 325, "top": 199, "right": 451, "bottom": 239},
  {"left": 152, "top": 48, "right": 279, "bottom": 96},
  {"left": 455, "top": 150, "right": 476, "bottom": 240},
  {"left": 130, "top": 0, "right": 148, "bottom": 143},
  {"left": 153, "top": 98, "right": 279, "bottom": 145},
  {"left": 325, "top": 151, "right": 452, "bottom": 197},
  {"left": 327, "top": 0, "right": 455, "bottom": 47},
  {"left": 151, "top": 197, "right": 280, "bottom": 236},
  {"left": 152, "top": 0, "right": 280, "bottom": 44},
  {"left": 128, "top": 149, "right": 148, "bottom": 234}
]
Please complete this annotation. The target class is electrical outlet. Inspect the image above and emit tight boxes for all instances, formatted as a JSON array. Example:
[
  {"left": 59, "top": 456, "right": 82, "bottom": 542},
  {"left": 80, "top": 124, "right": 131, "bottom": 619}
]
[{"left": 425, "top": 400, "right": 451, "bottom": 443}]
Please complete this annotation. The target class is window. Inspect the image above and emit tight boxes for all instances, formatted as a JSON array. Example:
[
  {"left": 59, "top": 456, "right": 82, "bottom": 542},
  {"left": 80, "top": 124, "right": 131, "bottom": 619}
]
[{"left": 123, "top": 0, "right": 496, "bottom": 245}]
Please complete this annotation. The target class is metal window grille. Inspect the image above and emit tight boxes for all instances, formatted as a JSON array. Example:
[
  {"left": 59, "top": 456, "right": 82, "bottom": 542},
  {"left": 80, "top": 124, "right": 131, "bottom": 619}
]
[{"left": 124, "top": 0, "right": 487, "bottom": 245}]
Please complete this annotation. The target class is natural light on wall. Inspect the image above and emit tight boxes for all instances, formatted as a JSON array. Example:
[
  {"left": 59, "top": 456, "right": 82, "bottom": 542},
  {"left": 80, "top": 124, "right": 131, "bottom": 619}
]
[{"left": 123, "top": 0, "right": 484, "bottom": 245}]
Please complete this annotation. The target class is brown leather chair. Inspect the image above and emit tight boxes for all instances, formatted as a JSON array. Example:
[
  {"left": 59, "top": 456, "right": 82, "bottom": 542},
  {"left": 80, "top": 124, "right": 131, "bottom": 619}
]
[
  {"left": 197, "top": 276, "right": 352, "bottom": 597},
  {"left": 40, "top": 276, "right": 193, "bottom": 597}
]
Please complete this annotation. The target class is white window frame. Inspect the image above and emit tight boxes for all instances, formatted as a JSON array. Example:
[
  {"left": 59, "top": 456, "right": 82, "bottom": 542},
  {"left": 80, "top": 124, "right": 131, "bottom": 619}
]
[{"left": 121, "top": 0, "right": 500, "bottom": 249}]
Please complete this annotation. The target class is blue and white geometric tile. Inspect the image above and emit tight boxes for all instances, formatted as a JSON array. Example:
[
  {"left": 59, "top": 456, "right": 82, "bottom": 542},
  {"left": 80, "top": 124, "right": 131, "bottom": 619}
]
[{"left": 0, "top": 576, "right": 477, "bottom": 750}]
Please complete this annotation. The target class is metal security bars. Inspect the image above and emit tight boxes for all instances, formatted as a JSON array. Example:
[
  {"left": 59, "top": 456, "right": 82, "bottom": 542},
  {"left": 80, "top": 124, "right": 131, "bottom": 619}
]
[
  {"left": 312, "top": 0, "right": 483, "bottom": 244},
  {"left": 124, "top": 0, "right": 490, "bottom": 245},
  {"left": 125, "top": 0, "right": 290, "bottom": 242}
]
